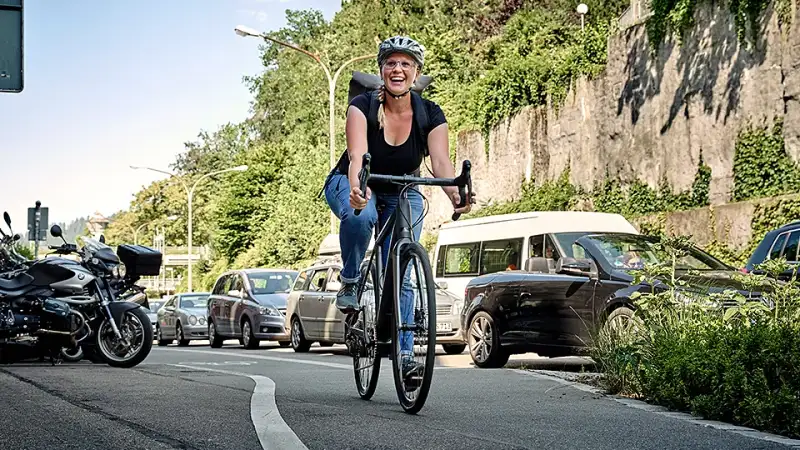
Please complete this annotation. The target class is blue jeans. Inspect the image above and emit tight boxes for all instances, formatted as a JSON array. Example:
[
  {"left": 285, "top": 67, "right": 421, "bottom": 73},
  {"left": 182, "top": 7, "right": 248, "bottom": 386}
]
[{"left": 324, "top": 173, "right": 423, "bottom": 355}]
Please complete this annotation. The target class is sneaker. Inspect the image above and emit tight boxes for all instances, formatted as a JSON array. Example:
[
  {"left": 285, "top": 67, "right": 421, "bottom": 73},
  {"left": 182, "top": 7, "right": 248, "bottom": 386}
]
[
  {"left": 336, "top": 283, "right": 359, "bottom": 313},
  {"left": 401, "top": 356, "right": 423, "bottom": 391}
]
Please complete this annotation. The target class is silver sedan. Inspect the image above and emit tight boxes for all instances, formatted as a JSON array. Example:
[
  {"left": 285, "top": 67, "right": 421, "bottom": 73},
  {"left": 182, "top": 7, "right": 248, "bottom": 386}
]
[{"left": 156, "top": 293, "right": 211, "bottom": 346}]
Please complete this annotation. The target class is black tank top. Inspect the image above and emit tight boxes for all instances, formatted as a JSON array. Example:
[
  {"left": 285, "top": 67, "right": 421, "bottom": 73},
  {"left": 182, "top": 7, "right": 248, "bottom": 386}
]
[{"left": 336, "top": 93, "right": 447, "bottom": 193}]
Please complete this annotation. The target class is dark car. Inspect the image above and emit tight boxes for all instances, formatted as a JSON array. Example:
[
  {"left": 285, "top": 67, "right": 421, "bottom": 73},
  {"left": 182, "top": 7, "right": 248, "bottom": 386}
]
[
  {"left": 460, "top": 232, "right": 767, "bottom": 368},
  {"left": 207, "top": 268, "right": 299, "bottom": 349},
  {"left": 744, "top": 220, "right": 800, "bottom": 281}
]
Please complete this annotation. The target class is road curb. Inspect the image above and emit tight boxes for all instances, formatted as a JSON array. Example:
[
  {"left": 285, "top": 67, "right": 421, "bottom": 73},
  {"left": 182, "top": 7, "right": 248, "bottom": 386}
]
[{"left": 513, "top": 369, "right": 800, "bottom": 448}]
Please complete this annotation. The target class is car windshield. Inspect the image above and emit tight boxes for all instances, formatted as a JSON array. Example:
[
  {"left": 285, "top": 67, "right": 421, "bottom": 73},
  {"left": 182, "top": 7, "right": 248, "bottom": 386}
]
[
  {"left": 248, "top": 272, "right": 298, "bottom": 294},
  {"left": 179, "top": 295, "right": 209, "bottom": 309},
  {"left": 582, "top": 234, "right": 730, "bottom": 271}
]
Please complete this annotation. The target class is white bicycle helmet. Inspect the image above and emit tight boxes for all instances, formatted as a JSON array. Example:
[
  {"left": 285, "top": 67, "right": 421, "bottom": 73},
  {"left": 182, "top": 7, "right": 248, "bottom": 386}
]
[{"left": 377, "top": 36, "right": 425, "bottom": 69}]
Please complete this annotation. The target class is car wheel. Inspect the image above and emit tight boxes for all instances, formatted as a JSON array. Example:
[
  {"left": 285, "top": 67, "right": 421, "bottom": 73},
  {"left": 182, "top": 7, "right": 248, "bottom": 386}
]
[
  {"left": 468, "top": 311, "right": 510, "bottom": 368},
  {"left": 599, "top": 306, "right": 642, "bottom": 344},
  {"left": 241, "top": 319, "right": 260, "bottom": 349},
  {"left": 156, "top": 325, "right": 173, "bottom": 347},
  {"left": 208, "top": 320, "right": 224, "bottom": 348},
  {"left": 176, "top": 323, "right": 190, "bottom": 347},
  {"left": 290, "top": 316, "right": 311, "bottom": 353},
  {"left": 442, "top": 343, "right": 466, "bottom": 355}
]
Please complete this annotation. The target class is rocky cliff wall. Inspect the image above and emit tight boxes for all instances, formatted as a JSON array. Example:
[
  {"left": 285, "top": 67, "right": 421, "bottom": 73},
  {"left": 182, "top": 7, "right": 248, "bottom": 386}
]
[{"left": 421, "top": 0, "right": 800, "bottom": 238}]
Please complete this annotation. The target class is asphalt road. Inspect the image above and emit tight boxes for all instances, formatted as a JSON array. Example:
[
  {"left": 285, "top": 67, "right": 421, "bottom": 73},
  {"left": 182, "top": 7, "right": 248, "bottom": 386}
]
[{"left": 0, "top": 341, "right": 796, "bottom": 450}]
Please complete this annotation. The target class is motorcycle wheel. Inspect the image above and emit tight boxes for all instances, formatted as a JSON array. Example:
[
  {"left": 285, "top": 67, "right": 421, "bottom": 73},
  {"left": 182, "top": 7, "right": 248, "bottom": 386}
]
[
  {"left": 60, "top": 345, "right": 84, "bottom": 362},
  {"left": 95, "top": 307, "right": 153, "bottom": 368}
]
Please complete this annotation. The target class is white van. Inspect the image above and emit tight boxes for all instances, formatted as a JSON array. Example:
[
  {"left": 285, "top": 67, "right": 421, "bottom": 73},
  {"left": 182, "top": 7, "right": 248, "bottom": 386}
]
[{"left": 432, "top": 211, "right": 639, "bottom": 297}]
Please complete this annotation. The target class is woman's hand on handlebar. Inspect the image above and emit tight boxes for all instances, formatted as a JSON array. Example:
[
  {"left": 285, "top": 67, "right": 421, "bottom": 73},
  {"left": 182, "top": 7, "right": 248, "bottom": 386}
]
[
  {"left": 448, "top": 189, "right": 475, "bottom": 215},
  {"left": 350, "top": 185, "right": 372, "bottom": 210}
]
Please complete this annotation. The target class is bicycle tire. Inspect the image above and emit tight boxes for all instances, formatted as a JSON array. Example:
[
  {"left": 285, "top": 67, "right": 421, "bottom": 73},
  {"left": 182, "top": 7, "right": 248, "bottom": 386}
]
[
  {"left": 352, "top": 261, "right": 381, "bottom": 400},
  {"left": 390, "top": 242, "right": 436, "bottom": 414}
]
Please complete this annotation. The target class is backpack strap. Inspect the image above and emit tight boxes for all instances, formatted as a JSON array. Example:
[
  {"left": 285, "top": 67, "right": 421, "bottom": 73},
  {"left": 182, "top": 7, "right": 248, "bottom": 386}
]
[{"left": 410, "top": 91, "right": 431, "bottom": 157}]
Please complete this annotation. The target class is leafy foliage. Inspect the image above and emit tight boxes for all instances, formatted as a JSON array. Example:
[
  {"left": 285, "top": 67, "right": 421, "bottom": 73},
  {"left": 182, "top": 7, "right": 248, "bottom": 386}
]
[
  {"left": 471, "top": 158, "right": 712, "bottom": 220},
  {"left": 733, "top": 118, "right": 800, "bottom": 202},
  {"left": 468, "top": 6, "right": 621, "bottom": 134},
  {"left": 13, "top": 243, "right": 33, "bottom": 260},
  {"left": 591, "top": 236, "right": 800, "bottom": 438},
  {"left": 647, "top": 0, "right": 775, "bottom": 49}
]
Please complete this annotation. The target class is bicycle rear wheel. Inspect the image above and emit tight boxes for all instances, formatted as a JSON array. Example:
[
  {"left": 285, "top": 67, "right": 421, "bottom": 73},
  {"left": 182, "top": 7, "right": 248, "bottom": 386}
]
[
  {"left": 351, "top": 261, "right": 381, "bottom": 400},
  {"left": 390, "top": 242, "right": 436, "bottom": 414}
]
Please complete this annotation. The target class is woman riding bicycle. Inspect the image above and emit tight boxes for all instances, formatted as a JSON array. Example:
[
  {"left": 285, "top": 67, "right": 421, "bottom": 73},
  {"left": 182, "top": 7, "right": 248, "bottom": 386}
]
[{"left": 323, "top": 36, "right": 472, "bottom": 373}]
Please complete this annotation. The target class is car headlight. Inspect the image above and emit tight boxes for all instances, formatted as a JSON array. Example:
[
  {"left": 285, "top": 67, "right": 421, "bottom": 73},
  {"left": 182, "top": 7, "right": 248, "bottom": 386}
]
[
  {"left": 198, "top": 316, "right": 206, "bottom": 325},
  {"left": 189, "top": 315, "right": 198, "bottom": 325},
  {"left": 451, "top": 300, "right": 464, "bottom": 316},
  {"left": 259, "top": 306, "right": 280, "bottom": 316}
]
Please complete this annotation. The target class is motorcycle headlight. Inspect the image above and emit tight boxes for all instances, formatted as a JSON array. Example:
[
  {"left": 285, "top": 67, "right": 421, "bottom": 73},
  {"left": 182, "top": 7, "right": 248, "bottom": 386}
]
[
  {"left": 189, "top": 315, "right": 198, "bottom": 325},
  {"left": 118, "top": 263, "right": 127, "bottom": 279},
  {"left": 111, "top": 265, "right": 120, "bottom": 278}
]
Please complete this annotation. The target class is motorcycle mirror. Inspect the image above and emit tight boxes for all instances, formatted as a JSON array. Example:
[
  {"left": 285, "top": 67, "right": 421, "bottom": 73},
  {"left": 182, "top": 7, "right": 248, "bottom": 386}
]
[
  {"left": 99, "top": 234, "right": 106, "bottom": 244},
  {"left": 50, "top": 224, "right": 63, "bottom": 238},
  {"left": 12, "top": 234, "right": 20, "bottom": 242},
  {"left": 3, "top": 212, "right": 10, "bottom": 228}
]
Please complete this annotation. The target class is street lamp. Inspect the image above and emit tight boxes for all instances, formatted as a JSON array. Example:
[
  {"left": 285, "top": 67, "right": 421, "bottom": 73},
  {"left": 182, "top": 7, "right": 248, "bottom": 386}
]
[
  {"left": 130, "top": 164, "right": 248, "bottom": 292},
  {"left": 235, "top": 24, "right": 375, "bottom": 234},
  {"left": 577, "top": 3, "right": 588, "bottom": 31}
]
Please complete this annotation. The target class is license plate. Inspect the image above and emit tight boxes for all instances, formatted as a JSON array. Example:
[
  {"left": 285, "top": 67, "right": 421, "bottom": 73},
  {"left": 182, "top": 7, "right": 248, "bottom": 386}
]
[{"left": 436, "top": 322, "right": 452, "bottom": 332}]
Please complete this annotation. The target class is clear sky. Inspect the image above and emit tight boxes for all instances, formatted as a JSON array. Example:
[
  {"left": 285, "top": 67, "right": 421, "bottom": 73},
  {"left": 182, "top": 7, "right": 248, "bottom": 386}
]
[{"left": 1, "top": 0, "right": 340, "bottom": 234}]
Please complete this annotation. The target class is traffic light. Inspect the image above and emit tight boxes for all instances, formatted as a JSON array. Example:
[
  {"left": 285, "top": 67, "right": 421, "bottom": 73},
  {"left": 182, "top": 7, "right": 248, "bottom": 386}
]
[{"left": 0, "top": 0, "right": 23, "bottom": 93}]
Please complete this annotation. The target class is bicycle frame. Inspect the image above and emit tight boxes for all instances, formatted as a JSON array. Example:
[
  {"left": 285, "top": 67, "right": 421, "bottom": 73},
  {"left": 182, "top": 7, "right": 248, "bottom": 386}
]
[
  {"left": 355, "top": 185, "right": 417, "bottom": 347},
  {"left": 351, "top": 153, "right": 473, "bottom": 351}
]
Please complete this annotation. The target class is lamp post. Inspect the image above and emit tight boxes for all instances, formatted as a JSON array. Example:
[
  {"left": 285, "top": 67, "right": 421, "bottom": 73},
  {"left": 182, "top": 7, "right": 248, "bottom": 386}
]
[
  {"left": 234, "top": 24, "right": 375, "bottom": 235},
  {"left": 577, "top": 3, "right": 588, "bottom": 31},
  {"left": 130, "top": 165, "right": 248, "bottom": 292}
]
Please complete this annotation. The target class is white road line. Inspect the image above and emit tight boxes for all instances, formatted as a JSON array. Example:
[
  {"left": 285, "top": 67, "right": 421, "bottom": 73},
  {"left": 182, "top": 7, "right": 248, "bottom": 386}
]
[
  {"left": 513, "top": 369, "right": 800, "bottom": 448},
  {"left": 173, "top": 364, "right": 308, "bottom": 450},
  {"left": 156, "top": 347, "right": 469, "bottom": 370},
  {"left": 157, "top": 347, "right": 352, "bottom": 369}
]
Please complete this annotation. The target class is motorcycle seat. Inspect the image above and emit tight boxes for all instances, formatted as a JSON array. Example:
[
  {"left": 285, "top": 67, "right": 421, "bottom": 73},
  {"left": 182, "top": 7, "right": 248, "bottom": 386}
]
[{"left": 0, "top": 272, "right": 34, "bottom": 295}]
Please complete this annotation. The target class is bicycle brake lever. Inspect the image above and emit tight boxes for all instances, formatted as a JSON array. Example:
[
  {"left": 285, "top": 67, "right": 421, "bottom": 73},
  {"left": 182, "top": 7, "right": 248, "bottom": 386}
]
[{"left": 354, "top": 153, "right": 371, "bottom": 217}]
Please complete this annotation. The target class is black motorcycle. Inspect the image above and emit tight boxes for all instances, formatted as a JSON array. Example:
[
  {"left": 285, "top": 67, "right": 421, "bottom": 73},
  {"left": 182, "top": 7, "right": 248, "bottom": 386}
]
[{"left": 0, "top": 213, "right": 160, "bottom": 367}]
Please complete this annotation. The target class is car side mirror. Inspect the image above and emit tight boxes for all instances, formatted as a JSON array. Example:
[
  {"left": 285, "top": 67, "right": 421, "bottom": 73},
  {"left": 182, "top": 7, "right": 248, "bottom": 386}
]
[
  {"left": 228, "top": 289, "right": 244, "bottom": 299},
  {"left": 557, "top": 257, "right": 598, "bottom": 280},
  {"left": 327, "top": 281, "right": 341, "bottom": 292},
  {"left": 437, "top": 281, "right": 448, "bottom": 290}
]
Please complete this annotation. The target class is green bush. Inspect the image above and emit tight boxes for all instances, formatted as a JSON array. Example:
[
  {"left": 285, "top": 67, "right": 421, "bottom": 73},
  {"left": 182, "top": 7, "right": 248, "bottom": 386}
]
[{"left": 591, "top": 237, "right": 800, "bottom": 438}]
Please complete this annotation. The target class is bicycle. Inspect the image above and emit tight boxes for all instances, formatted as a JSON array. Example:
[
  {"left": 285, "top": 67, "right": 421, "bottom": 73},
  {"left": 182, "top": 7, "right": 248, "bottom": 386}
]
[{"left": 343, "top": 153, "right": 474, "bottom": 414}]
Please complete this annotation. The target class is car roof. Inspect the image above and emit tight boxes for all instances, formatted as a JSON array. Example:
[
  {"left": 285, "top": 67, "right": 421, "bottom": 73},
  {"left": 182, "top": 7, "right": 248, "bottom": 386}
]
[
  {"left": 301, "top": 257, "right": 343, "bottom": 272},
  {"left": 240, "top": 268, "right": 298, "bottom": 274},
  {"left": 775, "top": 220, "right": 800, "bottom": 231},
  {"left": 436, "top": 211, "right": 638, "bottom": 246}
]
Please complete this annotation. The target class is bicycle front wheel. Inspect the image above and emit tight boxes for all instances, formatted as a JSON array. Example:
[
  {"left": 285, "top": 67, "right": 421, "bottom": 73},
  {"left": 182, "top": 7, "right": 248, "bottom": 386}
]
[
  {"left": 390, "top": 242, "right": 436, "bottom": 414},
  {"left": 352, "top": 261, "right": 381, "bottom": 400}
]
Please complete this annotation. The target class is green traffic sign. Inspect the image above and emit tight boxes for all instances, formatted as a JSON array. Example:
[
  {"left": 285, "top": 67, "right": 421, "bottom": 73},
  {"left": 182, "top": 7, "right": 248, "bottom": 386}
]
[{"left": 0, "top": 0, "right": 23, "bottom": 93}]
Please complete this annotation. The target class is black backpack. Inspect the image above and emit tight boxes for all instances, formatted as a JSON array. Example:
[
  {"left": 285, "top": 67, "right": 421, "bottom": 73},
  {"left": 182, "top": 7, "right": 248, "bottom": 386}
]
[{"left": 319, "top": 71, "right": 435, "bottom": 197}]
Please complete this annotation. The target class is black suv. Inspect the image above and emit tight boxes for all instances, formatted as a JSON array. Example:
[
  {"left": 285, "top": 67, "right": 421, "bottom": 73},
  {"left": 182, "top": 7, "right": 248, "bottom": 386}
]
[{"left": 744, "top": 221, "right": 800, "bottom": 281}]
